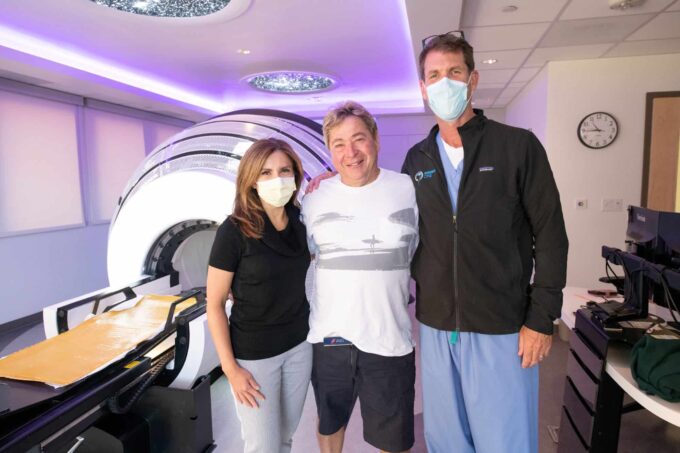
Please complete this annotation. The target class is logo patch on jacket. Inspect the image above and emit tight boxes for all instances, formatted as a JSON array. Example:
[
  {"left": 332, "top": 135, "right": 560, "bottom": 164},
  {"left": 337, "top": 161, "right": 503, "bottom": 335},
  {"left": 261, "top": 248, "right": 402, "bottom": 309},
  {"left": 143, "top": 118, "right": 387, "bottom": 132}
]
[
  {"left": 414, "top": 169, "right": 436, "bottom": 182},
  {"left": 479, "top": 166, "right": 494, "bottom": 172}
]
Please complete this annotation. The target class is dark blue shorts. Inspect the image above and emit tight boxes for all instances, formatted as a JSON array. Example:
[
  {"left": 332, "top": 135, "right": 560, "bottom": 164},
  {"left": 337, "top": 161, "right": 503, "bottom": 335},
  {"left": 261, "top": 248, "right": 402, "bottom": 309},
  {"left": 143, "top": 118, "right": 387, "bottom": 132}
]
[{"left": 311, "top": 342, "right": 415, "bottom": 452}]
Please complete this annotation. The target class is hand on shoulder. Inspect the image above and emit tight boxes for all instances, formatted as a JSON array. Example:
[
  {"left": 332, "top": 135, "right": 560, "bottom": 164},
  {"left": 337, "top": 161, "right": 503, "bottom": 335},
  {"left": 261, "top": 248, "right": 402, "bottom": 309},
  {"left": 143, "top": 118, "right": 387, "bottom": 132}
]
[{"left": 304, "top": 171, "right": 337, "bottom": 195}]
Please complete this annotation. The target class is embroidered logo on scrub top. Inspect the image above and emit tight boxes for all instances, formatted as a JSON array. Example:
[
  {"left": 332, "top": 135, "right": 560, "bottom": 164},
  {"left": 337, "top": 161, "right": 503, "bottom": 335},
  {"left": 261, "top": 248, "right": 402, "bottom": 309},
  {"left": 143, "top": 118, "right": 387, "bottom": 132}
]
[{"left": 479, "top": 166, "right": 495, "bottom": 172}]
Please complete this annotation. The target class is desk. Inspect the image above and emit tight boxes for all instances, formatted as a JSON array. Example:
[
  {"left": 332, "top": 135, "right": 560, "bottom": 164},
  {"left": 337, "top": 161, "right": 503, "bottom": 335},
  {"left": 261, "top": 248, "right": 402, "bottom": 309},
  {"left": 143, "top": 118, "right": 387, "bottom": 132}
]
[
  {"left": 558, "top": 287, "right": 680, "bottom": 452},
  {"left": 560, "top": 286, "right": 680, "bottom": 429}
]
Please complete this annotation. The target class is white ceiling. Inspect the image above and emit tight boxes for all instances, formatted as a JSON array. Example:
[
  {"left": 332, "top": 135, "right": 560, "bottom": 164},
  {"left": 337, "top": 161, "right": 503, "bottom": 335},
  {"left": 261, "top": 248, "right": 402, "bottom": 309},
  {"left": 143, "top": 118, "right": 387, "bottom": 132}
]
[
  {"left": 464, "top": 0, "right": 680, "bottom": 109},
  {"left": 0, "top": 0, "right": 678, "bottom": 121}
]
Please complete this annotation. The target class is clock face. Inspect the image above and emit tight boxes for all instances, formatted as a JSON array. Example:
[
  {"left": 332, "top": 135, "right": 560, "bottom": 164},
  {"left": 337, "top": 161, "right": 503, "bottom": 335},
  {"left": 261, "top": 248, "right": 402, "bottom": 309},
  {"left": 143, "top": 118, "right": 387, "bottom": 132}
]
[{"left": 578, "top": 112, "right": 618, "bottom": 149}]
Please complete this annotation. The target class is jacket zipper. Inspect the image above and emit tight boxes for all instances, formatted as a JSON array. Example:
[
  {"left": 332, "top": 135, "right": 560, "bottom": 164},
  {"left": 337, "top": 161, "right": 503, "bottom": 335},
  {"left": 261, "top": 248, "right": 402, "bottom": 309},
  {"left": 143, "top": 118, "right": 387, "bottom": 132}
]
[
  {"left": 452, "top": 162, "right": 462, "bottom": 342},
  {"left": 417, "top": 145, "right": 462, "bottom": 338},
  {"left": 453, "top": 213, "right": 460, "bottom": 340}
]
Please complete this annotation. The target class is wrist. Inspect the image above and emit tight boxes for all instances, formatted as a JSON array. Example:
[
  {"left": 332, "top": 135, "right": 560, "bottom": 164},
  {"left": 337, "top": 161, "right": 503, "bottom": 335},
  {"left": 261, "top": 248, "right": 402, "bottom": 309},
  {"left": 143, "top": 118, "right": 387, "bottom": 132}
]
[{"left": 222, "top": 361, "right": 239, "bottom": 376}]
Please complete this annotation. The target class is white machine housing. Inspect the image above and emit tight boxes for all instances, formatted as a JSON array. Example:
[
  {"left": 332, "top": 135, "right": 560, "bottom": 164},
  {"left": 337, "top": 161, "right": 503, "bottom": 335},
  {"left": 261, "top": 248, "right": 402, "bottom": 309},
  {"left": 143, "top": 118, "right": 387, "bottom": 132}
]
[{"left": 42, "top": 110, "right": 332, "bottom": 389}]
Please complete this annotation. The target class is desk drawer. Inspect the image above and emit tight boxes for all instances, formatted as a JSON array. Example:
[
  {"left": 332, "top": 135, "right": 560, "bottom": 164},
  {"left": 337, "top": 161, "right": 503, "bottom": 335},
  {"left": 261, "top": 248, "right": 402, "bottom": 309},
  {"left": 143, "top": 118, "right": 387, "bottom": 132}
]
[
  {"left": 563, "top": 377, "right": 594, "bottom": 443},
  {"left": 557, "top": 406, "right": 588, "bottom": 453},
  {"left": 570, "top": 329, "right": 604, "bottom": 378},
  {"left": 566, "top": 349, "right": 598, "bottom": 411}
]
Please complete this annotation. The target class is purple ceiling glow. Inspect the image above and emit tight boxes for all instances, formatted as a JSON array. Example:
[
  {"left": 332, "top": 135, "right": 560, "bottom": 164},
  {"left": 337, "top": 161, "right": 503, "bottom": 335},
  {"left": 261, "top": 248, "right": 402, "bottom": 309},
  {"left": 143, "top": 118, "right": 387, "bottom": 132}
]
[
  {"left": 0, "top": 0, "right": 424, "bottom": 116},
  {"left": 0, "top": 23, "right": 223, "bottom": 112}
]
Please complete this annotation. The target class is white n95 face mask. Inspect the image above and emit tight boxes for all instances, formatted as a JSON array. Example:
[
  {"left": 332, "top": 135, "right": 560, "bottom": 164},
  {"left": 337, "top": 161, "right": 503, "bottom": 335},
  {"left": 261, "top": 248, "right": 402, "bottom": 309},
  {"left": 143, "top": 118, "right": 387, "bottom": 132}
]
[
  {"left": 426, "top": 75, "right": 471, "bottom": 121},
  {"left": 256, "top": 177, "right": 296, "bottom": 207}
]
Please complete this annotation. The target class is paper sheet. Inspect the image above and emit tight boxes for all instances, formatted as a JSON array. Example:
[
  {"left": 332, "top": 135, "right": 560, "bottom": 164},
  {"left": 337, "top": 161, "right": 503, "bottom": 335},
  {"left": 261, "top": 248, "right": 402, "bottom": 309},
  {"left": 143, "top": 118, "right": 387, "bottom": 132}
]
[{"left": 0, "top": 294, "right": 195, "bottom": 387}]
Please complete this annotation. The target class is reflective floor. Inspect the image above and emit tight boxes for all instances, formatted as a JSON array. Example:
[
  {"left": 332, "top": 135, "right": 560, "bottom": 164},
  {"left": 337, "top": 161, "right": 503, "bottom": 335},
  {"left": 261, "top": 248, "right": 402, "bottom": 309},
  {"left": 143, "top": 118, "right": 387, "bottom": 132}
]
[
  {"left": 210, "top": 303, "right": 427, "bottom": 453},
  {"left": 2, "top": 305, "right": 679, "bottom": 452},
  {"left": 210, "top": 303, "right": 680, "bottom": 452}
]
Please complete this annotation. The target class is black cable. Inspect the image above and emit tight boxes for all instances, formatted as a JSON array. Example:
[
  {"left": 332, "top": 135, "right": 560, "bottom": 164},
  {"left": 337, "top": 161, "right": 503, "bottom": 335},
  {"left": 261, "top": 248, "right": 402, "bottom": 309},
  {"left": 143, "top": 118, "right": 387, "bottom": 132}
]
[
  {"left": 107, "top": 352, "right": 174, "bottom": 415},
  {"left": 617, "top": 250, "right": 634, "bottom": 312},
  {"left": 603, "top": 256, "right": 622, "bottom": 302},
  {"left": 614, "top": 250, "right": 648, "bottom": 314},
  {"left": 605, "top": 256, "right": 619, "bottom": 282},
  {"left": 659, "top": 268, "right": 679, "bottom": 323}
]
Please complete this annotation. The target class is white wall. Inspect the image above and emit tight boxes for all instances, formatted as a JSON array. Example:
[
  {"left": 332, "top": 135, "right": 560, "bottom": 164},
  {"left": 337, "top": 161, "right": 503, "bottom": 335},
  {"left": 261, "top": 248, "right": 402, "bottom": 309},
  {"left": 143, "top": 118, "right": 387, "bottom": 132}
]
[
  {"left": 0, "top": 85, "right": 191, "bottom": 325},
  {"left": 0, "top": 92, "right": 84, "bottom": 234},
  {"left": 505, "top": 67, "right": 549, "bottom": 145},
  {"left": 0, "top": 225, "right": 110, "bottom": 322},
  {"left": 507, "top": 53, "right": 680, "bottom": 289}
]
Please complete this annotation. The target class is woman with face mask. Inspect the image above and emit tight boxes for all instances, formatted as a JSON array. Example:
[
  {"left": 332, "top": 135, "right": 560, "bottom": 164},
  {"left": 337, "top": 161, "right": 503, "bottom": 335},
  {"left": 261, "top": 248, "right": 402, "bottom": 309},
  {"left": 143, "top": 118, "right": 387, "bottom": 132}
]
[{"left": 206, "top": 138, "right": 311, "bottom": 453}]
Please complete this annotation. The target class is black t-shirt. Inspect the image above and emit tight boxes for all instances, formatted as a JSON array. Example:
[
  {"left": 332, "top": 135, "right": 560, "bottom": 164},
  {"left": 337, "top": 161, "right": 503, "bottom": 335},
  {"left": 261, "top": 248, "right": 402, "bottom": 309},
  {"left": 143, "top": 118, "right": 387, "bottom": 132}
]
[{"left": 208, "top": 205, "right": 310, "bottom": 360}]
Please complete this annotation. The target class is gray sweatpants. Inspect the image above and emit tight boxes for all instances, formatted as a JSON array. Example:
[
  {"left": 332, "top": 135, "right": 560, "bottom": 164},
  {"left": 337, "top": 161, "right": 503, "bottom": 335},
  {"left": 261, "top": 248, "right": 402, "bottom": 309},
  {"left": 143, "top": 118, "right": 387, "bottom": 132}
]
[{"left": 233, "top": 341, "right": 312, "bottom": 453}]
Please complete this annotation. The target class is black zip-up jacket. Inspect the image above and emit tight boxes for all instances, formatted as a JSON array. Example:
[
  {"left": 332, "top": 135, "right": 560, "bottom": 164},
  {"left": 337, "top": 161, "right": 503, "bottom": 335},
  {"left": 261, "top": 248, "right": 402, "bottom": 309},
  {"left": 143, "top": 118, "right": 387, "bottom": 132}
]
[{"left": 401, "top": 111, "right": 568, "bottom": 335}]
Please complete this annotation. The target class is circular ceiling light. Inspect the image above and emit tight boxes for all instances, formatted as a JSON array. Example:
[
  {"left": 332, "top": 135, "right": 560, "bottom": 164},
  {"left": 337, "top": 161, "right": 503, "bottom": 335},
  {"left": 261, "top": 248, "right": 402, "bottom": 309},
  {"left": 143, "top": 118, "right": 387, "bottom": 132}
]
[
  {"left": 245, "top": 71, "right": 337, "bottom": 94},
  {"left": 482, "top": 59, "right": 498, "bottom": 64},
  {"left": 90, "top": 0, "right": 232, "bottom": 18}
]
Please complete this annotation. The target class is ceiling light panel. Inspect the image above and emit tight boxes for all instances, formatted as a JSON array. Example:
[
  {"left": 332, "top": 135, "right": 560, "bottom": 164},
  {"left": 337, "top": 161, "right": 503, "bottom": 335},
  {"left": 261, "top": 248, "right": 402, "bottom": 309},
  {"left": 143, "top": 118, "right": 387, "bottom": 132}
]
[
  {"left": 540, "top": 15, "right": 654, "bottom": 47},
  {"left": 90, "top": 0, "right": 232, "bottom": 17},
  {"left": 559, "top": 0, "right": 674, "bottom": 20},
  {"left": 461, "top": 0, "right": 567, "bottom": 27},
  {"left": 625, "top": 11, "right": 680, "bottom": 40},
  {"left": 246, "top": 72, "right": 336, "bottom": 94},
  {"left": 465, "top": 23, "right": 551, "bottom": 52},
  {"left": 605, "top": 37, "right": 680, "bottom": 56},
  {"left": 524, "top": 44, "right": 614, "bottom": 67}
]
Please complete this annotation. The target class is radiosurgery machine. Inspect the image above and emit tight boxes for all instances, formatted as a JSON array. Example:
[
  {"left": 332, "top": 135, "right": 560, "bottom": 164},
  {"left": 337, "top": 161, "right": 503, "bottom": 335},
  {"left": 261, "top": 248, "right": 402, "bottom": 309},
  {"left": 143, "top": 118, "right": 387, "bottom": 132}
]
[{"left": 0, "top": 110, "right": 332, "bottom": 453}]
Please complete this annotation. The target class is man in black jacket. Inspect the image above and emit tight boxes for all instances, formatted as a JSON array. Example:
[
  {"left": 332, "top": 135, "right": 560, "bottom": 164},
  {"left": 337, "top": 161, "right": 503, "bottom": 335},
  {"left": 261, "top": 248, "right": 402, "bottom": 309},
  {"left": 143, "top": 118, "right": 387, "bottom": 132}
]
[{"left": 401, "top": 32, "right": 568, "bottom": 453}]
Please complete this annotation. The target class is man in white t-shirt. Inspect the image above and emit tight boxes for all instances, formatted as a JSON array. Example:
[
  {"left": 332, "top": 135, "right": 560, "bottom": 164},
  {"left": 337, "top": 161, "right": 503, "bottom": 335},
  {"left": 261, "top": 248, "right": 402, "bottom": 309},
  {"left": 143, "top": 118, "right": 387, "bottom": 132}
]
[{"left": 302, "top": 101, "right": 418, "bottom": 453}]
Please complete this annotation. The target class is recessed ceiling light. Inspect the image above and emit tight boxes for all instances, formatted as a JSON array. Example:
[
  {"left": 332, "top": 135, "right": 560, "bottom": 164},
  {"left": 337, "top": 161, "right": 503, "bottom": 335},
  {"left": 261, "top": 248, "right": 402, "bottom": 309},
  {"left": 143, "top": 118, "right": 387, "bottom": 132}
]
[
  {"left": 482, "top": 59, "right": 498, "bottom": 65},
  {"left": 237, "top": 49, "right": 251, "bottom": 55},
  {"left": 246, "top": 71, "right": 337, "bottom": 94},
  {"left": 502, "top": 5, "right": 518, "bottom": 13},
  {"left": 90, "top": 0, "right": 232, "bottom": 18}
]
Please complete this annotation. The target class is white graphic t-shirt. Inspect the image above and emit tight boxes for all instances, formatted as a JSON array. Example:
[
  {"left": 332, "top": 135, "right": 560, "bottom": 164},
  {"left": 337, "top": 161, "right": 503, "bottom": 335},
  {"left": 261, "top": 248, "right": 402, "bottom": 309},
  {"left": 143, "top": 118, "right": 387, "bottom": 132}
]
[{"left": 301, "top": 169, "right": 419, "bottom": 356}]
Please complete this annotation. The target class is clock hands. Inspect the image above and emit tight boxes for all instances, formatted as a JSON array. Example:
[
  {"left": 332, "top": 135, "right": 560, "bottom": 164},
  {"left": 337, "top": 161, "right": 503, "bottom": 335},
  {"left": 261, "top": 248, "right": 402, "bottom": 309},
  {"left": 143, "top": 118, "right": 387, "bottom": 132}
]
[{"left": 579, "top": 112, "right": 617, "bottom": 148}]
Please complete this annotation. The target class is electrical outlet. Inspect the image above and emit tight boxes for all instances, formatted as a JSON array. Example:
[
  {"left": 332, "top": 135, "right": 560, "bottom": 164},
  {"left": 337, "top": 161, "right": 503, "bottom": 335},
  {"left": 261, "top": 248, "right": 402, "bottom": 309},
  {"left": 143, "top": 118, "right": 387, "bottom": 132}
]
[
  {"left": 574, "top": 199, "right": 588, "bottom": 210},
  {"left": 602, "top": 198, "right": 623, "bottom": 212}
]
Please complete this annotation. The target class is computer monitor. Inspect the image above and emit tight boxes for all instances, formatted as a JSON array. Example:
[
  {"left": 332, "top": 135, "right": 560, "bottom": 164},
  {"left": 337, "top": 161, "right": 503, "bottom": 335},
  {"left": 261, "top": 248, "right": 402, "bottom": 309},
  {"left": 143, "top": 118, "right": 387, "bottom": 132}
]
[
  {"left": 626, "top": 206, "right": 680, "bottom": 309},
  {"left": 627, "top": 206, "right": 680, "bottom": 267}
]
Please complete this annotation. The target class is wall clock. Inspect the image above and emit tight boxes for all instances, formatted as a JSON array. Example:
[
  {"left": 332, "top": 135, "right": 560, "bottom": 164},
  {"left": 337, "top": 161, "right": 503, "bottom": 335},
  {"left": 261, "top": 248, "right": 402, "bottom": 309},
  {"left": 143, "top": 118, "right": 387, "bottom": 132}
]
[{"left": 578, "top": 112, "right": 618, "bottom": 149}]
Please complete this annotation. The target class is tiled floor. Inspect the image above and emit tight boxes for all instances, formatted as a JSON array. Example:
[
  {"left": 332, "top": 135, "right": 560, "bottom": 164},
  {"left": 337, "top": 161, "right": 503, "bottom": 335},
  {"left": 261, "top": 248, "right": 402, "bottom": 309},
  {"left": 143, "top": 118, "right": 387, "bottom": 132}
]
[{"left": 3, "top": 308, "right": 680, "bottom": 452}]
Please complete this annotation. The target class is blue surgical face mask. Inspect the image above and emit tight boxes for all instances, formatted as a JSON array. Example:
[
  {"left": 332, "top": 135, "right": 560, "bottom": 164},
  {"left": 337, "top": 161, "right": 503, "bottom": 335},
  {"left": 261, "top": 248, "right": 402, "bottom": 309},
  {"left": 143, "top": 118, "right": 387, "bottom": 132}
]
[{"left": 425, "top": 75, "right": 472, "bottom": 121}]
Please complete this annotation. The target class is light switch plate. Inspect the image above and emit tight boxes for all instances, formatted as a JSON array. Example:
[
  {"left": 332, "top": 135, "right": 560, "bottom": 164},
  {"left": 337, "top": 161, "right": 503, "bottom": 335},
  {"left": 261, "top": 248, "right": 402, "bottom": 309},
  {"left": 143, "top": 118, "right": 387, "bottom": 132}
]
[{"left": 602, "top": 198, "right": 623, "bottom": 212}]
